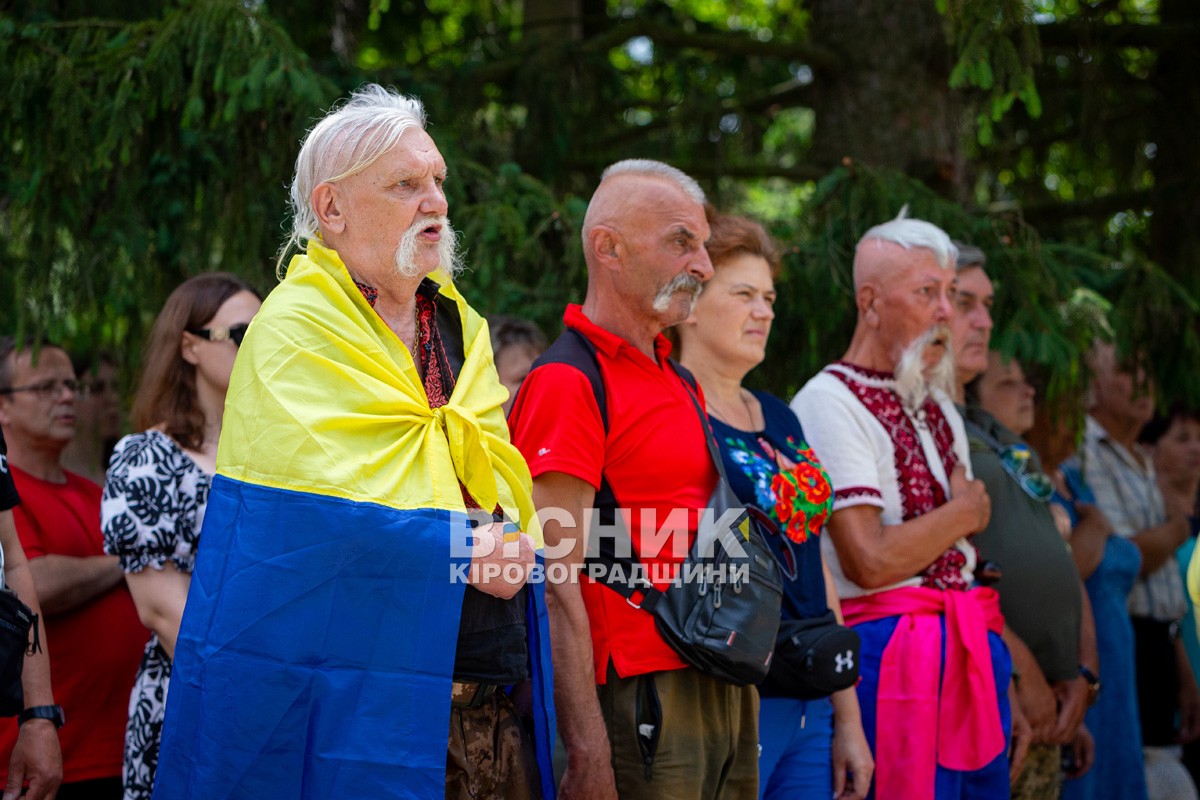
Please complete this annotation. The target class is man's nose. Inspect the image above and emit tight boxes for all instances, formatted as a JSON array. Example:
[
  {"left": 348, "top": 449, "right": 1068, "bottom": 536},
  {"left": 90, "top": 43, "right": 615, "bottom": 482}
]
[
  {"left": 690, "top": 248, "right": 714, "bottom": 282},
  {"left": 419, "top": 183, "right": 448, "bottom": 217},
  {"left": 935, "top": 292, "right": 953, "bottom": 321}
]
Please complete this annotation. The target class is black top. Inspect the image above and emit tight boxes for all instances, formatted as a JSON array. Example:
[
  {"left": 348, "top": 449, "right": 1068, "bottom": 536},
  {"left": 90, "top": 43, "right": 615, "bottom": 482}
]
[{"left": 0, "top": 428, "right": 18, "bottom": 513}]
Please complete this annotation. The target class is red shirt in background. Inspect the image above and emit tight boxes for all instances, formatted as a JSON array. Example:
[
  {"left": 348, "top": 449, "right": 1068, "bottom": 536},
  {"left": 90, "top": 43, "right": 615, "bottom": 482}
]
[{"left": 0, "top": 466, "right": 146, "bottom": 784}]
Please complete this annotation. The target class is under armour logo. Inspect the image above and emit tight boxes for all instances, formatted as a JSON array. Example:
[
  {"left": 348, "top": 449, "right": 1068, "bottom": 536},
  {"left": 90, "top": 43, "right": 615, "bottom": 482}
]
[
  {"left": 0, "top": 454, "right": 7, "bottom": 475},
  {"left": 834, "top": 650, "right": 854, "bottom": 673}
]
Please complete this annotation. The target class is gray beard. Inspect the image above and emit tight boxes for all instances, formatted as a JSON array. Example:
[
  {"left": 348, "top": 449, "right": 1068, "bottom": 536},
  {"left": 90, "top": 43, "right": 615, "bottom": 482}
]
[
  {"left": 652, "top": 272, "right": 703, "bottom": 314},
  {"left": 394, "top": 215, "right": 464, "bottom": 279},
  {"left": 894, "top": 324, "right": 956, "bottom": 411}
]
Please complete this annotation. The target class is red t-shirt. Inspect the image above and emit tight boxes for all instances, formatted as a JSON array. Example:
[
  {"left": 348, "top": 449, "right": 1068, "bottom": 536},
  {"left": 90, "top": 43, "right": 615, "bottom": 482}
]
[
  {"left": 0, "top": 466, "right": 146, "bottom": 784},
  {"left": 509, "top": 305, "right": 717, "bottom": 683}
]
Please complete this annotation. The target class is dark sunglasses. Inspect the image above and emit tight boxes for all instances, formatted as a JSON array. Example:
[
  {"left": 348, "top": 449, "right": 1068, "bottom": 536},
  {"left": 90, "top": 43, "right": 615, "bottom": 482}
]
[{"left": 186, "top": 324, "right": 250, "bottom": 347}]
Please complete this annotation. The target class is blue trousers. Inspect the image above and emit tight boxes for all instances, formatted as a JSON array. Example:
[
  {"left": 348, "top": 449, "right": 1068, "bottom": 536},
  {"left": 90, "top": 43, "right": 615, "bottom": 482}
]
[
  {"left": 857, "top": 615, "right": 1013, "bottom": 800},
  {"left": 758, "top": 695, "right": 834, "bottom": 799}
]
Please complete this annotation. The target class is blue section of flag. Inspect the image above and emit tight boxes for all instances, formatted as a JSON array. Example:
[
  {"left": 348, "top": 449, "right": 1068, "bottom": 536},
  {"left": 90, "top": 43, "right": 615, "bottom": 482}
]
[
  {"left": 154, "top": 475, "right": 477, "bottom": 799},
  {"left": 526, "top": 554, "right": 557, "bottom": 800}
]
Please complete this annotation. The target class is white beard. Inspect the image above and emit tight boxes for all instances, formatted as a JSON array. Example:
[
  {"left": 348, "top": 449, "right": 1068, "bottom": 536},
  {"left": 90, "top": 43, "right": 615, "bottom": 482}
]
[
  {"left": 394, "top": 215, "right": 464, "bottom": 279},
  {"left": 894, "top": 323, "right": 956, "bottom": 411}
]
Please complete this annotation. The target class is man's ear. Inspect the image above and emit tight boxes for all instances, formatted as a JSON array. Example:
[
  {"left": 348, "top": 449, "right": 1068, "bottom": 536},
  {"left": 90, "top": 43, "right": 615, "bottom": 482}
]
[
  {"left": 312, "top": 183, "right": 345, "bottom": 234},
  {"left": 180, "top": 332, "right": 200, "bottom": 367},
  {"left": 858, "top": 284, "right": 879, "bottom": 327},
  {"left": 587, "top": 226, "right": 622, "bottom": 272}
]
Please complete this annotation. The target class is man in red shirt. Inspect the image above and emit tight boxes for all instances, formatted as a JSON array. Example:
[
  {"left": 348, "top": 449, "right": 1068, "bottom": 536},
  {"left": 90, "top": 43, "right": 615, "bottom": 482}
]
[
  {"left": 0, "top": 339, "right": 145, "bottom": 799},
  {"left": 510, "top": 160, "right": 759, "bottom": 799}
]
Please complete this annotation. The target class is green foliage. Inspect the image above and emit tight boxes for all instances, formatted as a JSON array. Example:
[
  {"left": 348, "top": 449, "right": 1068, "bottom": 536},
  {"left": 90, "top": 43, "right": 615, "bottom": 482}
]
[
  {"left": 1, "top": 0, "right": 1196, "bottom": 417},
  {"left": 938, "top": 0, "right": 1043, "bottom": 146},
  {"left": 0, "top": 0, "right": 336, "bottom": 373}
]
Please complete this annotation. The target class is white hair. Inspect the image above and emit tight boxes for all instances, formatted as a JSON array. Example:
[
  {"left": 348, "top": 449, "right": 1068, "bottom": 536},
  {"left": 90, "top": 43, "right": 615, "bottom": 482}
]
[
  {"left": 599, "top": 159, "right": 706, "bottom": 204},
  {"left": 281, "top": 84, "right": 428, "bottom": 264},
  {"left": 857, "top": 208, "right": 959, "bottom": 270}
]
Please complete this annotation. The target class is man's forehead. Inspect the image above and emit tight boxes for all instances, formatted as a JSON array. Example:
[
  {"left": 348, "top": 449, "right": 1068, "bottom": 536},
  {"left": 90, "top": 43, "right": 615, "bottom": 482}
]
[
  {"left": 890, "top": 249, "right": 951, "bottom": 285},
  {"left": 10, "top": 346, "right": 72, "bottom": 376},
  {"left": 955, "top": 266, "right": 994, "bottom": 297},
  {"left": 396, "top": 127, "right": 443, "bottom": 161}
]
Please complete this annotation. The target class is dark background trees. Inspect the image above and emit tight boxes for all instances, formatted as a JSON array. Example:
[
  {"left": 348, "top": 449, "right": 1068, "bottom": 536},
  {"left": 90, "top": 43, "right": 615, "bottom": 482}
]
[{"left": 2, "top": 0, "right": 1195, "bottom": 409}]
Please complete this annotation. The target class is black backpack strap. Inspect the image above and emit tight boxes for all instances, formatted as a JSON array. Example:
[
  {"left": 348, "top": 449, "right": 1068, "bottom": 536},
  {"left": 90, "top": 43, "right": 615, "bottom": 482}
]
[
  {"left": 530, "top": 328, "right": 661, "bottom": 609},
  {"left": 669, "top": 359, "right": 698, "bottom": 394},
  {"left": 531, "top": 328, "right": 608, "bottom": 431}
]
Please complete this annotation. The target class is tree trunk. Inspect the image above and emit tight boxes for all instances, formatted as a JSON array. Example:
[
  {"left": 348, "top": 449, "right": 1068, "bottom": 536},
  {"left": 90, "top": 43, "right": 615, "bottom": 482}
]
[
  {"left": 808, "top": 0, "right": 967, "bottom": 199},
  {"left": 1148, "top": 0, "right": 1200, "bottom": 297},
  {"left": 523, "top": 0, "right": 583, "bottom": 42}
]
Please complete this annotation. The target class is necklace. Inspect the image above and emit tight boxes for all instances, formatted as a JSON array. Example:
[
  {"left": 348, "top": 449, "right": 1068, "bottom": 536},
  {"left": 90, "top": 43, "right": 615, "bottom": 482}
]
[{"left": 707, "top": 388, "right": 759, "bottom": 432}]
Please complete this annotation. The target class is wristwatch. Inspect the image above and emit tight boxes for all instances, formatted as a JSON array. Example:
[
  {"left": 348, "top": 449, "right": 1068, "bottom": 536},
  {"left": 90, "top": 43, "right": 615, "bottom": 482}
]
[
  {"left": 18, "top": 704, "right": 64, "bottom": 729},
  {"left": 1079, "top": 665, "right": 1101, "bottom": 706}
]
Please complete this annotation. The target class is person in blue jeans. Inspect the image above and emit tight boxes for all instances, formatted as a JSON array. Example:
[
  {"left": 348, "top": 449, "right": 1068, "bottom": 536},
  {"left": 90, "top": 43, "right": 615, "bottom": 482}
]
[{"left": 674, "top": 210, "right": 874, "bottom": 799}]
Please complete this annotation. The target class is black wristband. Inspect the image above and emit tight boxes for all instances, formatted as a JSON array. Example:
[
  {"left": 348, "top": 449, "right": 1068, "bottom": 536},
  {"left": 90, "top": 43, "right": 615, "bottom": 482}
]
[{"left": 18, "top": 704, "right": 64, "bottom": 729}]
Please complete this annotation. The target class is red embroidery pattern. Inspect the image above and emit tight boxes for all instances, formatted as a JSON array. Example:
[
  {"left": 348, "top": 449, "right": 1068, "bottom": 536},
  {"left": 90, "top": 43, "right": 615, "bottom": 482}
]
[
  {"left": 834, "top": 485, "right": 883, "bottom": 503},
  {"left": 353, "top": 277, "right": 379, "bottom": 307},
  {"left": 826, "top": 362, "right": 971, "bottom": 591},
  {"left": 415, "top": 291, "right": 452, "bottom": 410}
]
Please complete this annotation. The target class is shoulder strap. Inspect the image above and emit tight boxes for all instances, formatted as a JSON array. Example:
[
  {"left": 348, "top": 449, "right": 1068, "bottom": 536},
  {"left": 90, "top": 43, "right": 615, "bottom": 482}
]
[
  {"left": 532, "top": 328, "right": 607, "bottom": 431},
  {"left": 962, "top": 415, "right": 1006, "bottom": 455},
  {"left": 530, "top": 328, "right": 649, "bottom": 599}
]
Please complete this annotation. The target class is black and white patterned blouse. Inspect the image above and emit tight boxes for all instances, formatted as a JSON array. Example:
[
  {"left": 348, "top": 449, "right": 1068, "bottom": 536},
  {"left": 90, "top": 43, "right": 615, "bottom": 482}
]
[{"left": 102, "top": 429, "right": 211, "bottom": 800}]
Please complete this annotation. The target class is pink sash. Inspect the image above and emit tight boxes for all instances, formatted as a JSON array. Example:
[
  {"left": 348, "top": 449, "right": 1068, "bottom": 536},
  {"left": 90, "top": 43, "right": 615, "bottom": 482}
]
[{"left": 841, "top": 586, "right": 1006, "bottom": 800}]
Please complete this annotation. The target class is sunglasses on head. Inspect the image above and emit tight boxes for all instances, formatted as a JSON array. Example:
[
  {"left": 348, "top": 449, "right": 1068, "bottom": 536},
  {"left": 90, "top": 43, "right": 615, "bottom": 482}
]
[
  {"left": 186, "top": 324, "right": 250, "bottom": 347},
  {"left": 998, "top": 444, "right": 1054, "bottom": 502}
]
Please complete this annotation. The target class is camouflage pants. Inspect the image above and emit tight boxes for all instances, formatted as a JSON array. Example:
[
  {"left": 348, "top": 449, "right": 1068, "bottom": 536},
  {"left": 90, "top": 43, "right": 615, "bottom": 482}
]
[
  {"left": 1012, "top": 743, "right": 1062, "bottom": 800},
  {"left": 446, "top": 690, "right": 541, "bottom": 800}
]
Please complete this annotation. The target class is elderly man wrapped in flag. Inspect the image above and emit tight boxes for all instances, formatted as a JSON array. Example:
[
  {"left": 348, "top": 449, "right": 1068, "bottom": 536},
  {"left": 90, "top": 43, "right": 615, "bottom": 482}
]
[{"left": 152, "top": 85, "right": 555, "bottom": 800}]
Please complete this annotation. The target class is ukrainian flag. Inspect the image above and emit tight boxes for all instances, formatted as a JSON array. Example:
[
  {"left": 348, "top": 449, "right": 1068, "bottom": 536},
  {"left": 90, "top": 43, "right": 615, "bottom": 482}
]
[{"left": 153, "top": 242, "right": 555, "bottom": 799}]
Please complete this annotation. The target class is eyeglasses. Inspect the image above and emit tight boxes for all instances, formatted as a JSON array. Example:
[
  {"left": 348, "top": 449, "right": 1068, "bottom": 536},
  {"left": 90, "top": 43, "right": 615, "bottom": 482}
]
[
  {"left": 186, "top": 324, "right": 249, "bottom": 347},
  {"left": 0, "top": 378, "right": 88, "bottom": 399},
  {"left": 998, "top": 444, "right": 1054, "bottom": 502}
]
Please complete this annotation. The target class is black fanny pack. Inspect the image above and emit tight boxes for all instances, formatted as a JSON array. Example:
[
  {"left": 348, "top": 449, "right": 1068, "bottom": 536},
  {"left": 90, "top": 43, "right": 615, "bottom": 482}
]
[
  {"left": 613, "top": 478, "right": 784, "bottom": 686},
  {"left": 761, "top": 610, "right": 860, "bottom": 698}
]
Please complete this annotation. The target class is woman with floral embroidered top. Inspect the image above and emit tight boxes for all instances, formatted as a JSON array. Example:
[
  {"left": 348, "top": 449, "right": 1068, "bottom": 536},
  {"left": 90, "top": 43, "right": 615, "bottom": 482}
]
[
  {"left": 674, "top": 211, "right": 874, "bottom": 799},
  {"left": 101, "top": 273, "right": 261, "bottom": 800}
]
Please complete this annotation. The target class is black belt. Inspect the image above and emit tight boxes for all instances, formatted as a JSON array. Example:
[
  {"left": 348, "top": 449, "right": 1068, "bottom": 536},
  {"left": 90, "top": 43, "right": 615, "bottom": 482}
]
[{"left": 450, "top": 681, "right": 499, "bottom": 709}]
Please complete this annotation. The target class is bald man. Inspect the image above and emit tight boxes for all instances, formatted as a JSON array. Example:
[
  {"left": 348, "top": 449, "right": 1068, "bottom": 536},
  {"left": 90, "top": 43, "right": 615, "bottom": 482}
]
[
  {"left": 510, "top": 161, "right": 761, "bottom": 799},
  {"left": 791, "top": 217, "right": 1014, "bottom": 800}
]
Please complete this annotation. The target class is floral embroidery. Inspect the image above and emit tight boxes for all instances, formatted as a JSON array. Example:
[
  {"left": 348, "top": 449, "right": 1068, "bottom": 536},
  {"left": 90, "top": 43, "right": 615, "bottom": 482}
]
[{"left": 725, "top": 432, "right": 833, "bottom": 545}]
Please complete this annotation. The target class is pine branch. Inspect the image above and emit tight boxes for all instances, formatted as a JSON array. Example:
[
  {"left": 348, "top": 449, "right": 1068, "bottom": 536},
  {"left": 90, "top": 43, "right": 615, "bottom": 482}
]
[
  {"left": 578, "top": 18, "right": 839, "bottom": 71},
  {"left": 1019, "top": 190, "right": 1154, "bottom": 222}
]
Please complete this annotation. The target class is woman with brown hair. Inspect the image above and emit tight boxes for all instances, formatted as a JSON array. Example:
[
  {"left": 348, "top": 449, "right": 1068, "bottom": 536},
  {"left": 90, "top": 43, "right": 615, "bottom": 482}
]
[
  {"left": 674, "top": 212, "right": 874, "bottom": 799},
  {"left": 100, "top": 273, "right": 261, "bottom": 800}
]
